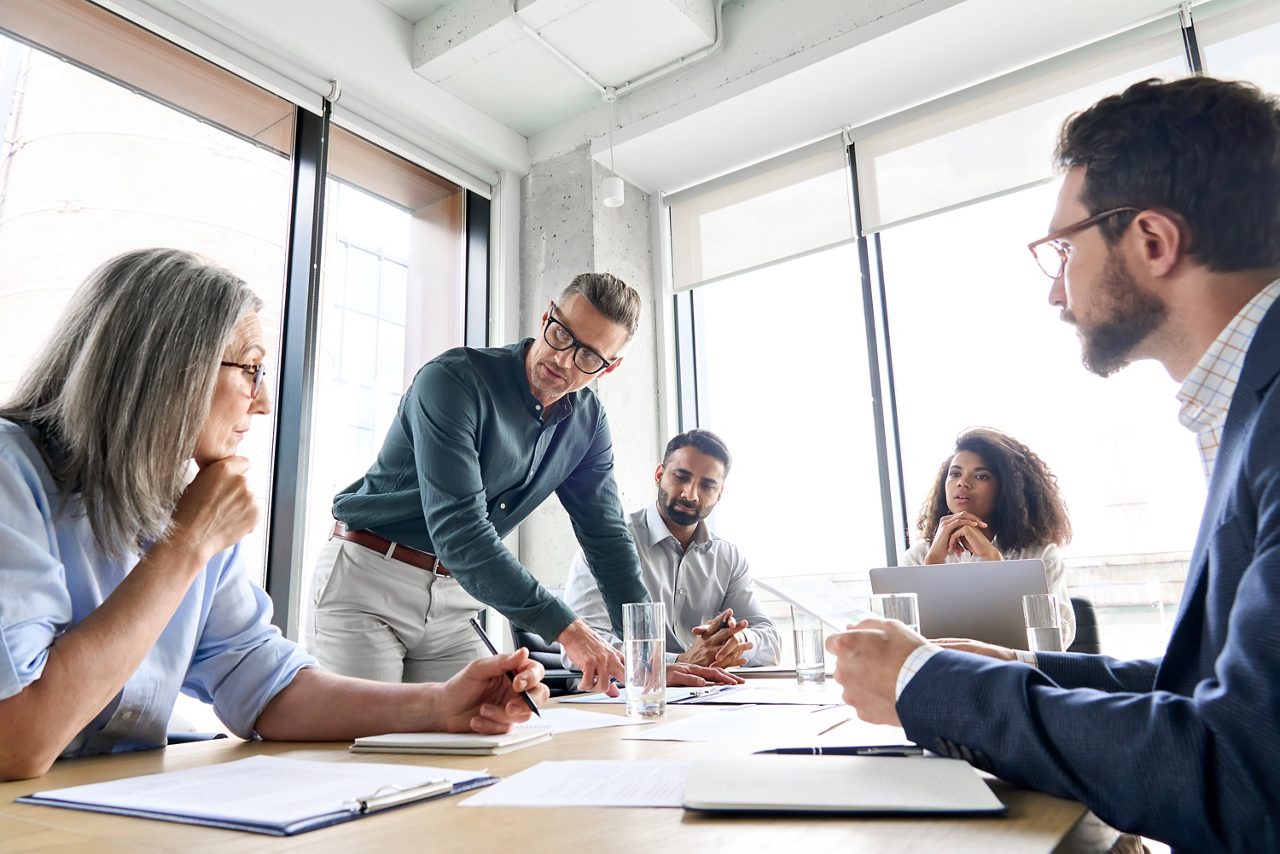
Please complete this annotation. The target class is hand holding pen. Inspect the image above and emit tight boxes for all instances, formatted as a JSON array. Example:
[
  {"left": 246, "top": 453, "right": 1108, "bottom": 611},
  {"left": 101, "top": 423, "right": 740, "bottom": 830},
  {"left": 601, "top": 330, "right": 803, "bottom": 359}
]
[{"left": 463, "top": 617, "right": 544, "bottom": 722}]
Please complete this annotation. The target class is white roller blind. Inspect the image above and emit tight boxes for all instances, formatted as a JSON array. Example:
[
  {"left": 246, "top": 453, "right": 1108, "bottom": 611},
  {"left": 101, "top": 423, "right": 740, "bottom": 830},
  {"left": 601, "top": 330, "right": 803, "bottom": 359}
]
[
  {"left": 853, "top": 13, "right": 1186, "bottom": 234},
  {"left": 666, "top": 135, "right": 854, "bottom": 292}
]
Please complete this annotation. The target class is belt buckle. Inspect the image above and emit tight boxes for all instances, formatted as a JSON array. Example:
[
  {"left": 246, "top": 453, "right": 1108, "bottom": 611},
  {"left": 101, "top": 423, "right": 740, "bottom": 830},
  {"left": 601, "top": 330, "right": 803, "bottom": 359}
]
[{"left": 430, "top": 555, "right": 446, "bottom": 577}]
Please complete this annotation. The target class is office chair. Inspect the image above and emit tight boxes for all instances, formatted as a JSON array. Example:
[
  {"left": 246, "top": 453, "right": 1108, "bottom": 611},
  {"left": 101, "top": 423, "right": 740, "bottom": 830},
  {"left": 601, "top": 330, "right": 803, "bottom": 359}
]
[
  {"left": 509, "top": 624, "right": 582, "bottom": 696},
  {"left": 1067, "top": 596, "right": 1102, "bottom": 654}
]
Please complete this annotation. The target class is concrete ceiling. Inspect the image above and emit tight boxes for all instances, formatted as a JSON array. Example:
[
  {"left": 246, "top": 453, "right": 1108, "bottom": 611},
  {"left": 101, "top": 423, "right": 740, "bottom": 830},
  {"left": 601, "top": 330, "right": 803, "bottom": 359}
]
[
  {"left": 399, "top": 0, "right": 721, "bottom": 137},
  {"left": 375, "top": 0, "right": 451, "bottom": 24},
  {"left": 122, "top": 0, "right": 1193, "bottom": 194}
]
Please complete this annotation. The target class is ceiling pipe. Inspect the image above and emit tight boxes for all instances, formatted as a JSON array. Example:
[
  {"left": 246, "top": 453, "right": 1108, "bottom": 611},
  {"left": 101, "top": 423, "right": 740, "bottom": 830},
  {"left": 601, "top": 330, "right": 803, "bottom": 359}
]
[{"left": 509, "top": 0, "right": 727, "bottom": 104}]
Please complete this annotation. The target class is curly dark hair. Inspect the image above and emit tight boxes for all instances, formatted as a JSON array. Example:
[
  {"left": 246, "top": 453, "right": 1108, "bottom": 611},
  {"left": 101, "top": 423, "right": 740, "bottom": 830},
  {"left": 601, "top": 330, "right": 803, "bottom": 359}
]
[{"left": 916, "top": 427, "right": 1071, "bottom": 553}]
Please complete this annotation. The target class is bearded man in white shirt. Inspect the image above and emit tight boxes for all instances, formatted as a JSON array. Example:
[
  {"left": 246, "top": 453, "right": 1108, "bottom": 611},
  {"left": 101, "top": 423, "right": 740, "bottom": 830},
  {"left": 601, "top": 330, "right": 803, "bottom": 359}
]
[{"left": 563, "top": 429, "right": 779, "bottom": 670}]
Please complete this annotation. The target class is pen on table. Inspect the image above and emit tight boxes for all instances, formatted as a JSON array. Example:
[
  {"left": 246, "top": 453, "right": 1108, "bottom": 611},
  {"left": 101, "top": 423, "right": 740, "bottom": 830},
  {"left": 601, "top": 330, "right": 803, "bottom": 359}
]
[
  {"left": 753, "top": 745, "right": 924, "bottom": 757},
  {"left": 468, "top": 617, "right": 541, "bottom": 718},
  {"left": 344, "top": 779, "right": 452, "bottom": 813}
]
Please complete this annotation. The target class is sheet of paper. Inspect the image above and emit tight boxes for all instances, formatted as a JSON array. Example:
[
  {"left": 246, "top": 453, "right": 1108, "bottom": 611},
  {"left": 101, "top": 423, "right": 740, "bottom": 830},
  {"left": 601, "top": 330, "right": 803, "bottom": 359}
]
[
  {"left": 527, "top": 708, "right": 655, "bottom": 732},
  {"left": 684, "top": 681, "right": 842, "bottom": 705},
  {"left": 754, "top": 576, "right": 875, "bottom": 632},
  {"left": 27, "top": 756, "right": 483, "bottom": 827},
  {"left": 623, "top": 704, "right": 910, "bottom": 751},
  {"left": 461, "top": 760, "right": 691, "bottom": 808}
]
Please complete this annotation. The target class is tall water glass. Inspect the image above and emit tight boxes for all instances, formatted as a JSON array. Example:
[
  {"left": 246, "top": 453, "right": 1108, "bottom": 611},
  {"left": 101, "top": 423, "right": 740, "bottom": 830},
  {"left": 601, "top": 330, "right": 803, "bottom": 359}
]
[
  {"left": 791, "top": 607, "right": 825, "bottom": 684},
  {"left": 623, "top": 602, "right": 666, "bottom": 717},
  {"left": 1022, "top": 593, "right": 1064, "bottom": 652},
  {"left": 870, "top": 592, "right": 920, "bottom": 633}
]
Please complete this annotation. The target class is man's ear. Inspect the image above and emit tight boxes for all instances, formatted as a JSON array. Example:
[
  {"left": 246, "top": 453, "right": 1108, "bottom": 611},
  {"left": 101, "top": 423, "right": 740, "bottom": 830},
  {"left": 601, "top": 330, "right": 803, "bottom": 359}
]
[
  {"left": 654, "top": 463, "right": 664, "bottom": 486},
  {"left": 1133, "top": 209, "right": 1185, "bottom": 278},
  {"left": 602, "top": 355, "right": 624, "bottom": 375}
]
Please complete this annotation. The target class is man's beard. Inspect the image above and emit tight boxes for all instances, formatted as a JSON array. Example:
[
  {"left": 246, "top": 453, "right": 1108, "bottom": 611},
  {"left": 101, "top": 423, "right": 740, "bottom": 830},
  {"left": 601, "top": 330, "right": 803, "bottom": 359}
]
[
  {"left": 658, "top": 486, "right": 708, "bottom": 526},
  {"left": 1065, "top": 250, "right": 1167, "bottom": 377}
]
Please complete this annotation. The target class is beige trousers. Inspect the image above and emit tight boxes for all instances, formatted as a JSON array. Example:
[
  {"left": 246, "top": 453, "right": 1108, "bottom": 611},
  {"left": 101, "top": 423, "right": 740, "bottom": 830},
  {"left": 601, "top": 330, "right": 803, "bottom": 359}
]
[{"left": 310, "top": 538, "right": 486, "bottom": 683}]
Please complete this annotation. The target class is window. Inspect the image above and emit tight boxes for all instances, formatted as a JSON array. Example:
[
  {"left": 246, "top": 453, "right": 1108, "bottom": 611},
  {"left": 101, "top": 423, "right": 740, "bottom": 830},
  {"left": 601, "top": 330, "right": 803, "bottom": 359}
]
[
  {"left": 879, "top": 185, "right": 1203, "bottom": 659},
  {"left": 0, "top": 0, "right": 294, "bottom": 585},
  {"left": 1198, "top": 0, "right": 1280, "bottom": 91},
  {"left": 688, "top": 242, "right": 882, "bottom": 577},
  {"left": 669, "top": 8, "right": 1222, "bottom": 659},
  {"left": 299, "top": 125, "right": 466, "bottom": 645}
]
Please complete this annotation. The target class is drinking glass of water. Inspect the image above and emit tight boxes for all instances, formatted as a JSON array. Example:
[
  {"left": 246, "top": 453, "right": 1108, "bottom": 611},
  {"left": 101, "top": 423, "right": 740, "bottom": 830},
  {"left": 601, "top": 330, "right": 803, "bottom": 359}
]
[
  {"left": 623, "top": 602, "right": 666, "bottom": 717},
  {"left": 1022, "top": 593, "right": 1063, "bottom": 652},
  {"left": 870, "top": 592, "right": 920, "bottom": 633},
  {"left": 791, "top": 606, "right": 825, "bottom": 684}
]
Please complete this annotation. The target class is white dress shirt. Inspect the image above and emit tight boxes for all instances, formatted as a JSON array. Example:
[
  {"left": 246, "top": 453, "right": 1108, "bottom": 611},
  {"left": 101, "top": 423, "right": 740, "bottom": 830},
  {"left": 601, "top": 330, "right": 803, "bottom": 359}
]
[{"left": 562, "top": 503, "right": 780, "bottom": 667}]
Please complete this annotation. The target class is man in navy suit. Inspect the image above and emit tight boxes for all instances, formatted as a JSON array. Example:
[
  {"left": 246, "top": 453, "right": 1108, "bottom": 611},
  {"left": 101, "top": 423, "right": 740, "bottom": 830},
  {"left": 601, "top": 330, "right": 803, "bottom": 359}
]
[{"left": 827, "top": 76, "right": 1280, "bottom": 851}]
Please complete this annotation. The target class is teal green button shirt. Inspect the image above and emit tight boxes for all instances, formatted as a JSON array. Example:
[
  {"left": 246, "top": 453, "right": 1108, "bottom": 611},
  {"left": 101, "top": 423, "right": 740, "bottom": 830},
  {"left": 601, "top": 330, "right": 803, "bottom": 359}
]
[{"left": 332, "top": 340, "right": 648, "bottom": 641}]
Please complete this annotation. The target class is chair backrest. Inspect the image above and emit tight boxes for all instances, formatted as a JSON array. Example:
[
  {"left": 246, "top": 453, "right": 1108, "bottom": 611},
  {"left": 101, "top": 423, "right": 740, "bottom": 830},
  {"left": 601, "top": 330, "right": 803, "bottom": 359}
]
[
  {"left": 509, "top": 591, "right": 582, "bottom": 695},
  {"left": 1067, "top": 595, "right": 1102, "bottom": 654}
]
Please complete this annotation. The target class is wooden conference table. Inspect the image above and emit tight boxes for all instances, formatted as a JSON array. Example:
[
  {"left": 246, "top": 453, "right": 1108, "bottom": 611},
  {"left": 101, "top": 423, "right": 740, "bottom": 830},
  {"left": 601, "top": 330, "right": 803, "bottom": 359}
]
[{"left": 0, "top": 699, "right": 1090, "bottom": 853}]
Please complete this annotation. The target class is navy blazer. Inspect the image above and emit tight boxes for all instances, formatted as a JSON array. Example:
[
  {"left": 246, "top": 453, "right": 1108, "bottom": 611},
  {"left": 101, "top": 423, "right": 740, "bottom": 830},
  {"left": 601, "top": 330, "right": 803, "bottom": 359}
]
[{"left": 898, "top": 294, "right": 1280, "bottom": 852}]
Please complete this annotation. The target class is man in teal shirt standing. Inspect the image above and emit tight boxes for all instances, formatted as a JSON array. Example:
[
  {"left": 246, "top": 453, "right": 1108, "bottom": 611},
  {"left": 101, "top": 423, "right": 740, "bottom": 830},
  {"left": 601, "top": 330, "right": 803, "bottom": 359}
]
[{"left": 312, "top": 273, "right": 732, "bottom": 692}]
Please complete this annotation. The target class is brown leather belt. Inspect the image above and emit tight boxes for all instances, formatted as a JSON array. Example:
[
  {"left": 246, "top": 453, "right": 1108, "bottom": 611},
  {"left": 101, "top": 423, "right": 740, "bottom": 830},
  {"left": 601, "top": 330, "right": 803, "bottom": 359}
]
[{"left": 331, "top": 521, "right": 451, "bottom": 576}]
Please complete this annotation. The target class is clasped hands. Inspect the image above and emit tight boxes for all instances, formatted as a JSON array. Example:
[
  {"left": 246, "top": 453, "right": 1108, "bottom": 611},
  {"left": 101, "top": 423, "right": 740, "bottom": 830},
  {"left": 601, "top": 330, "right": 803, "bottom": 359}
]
[
  {"left": 925, "top": 511, "right": 1002, "bottom": 564},
  {"left": 678, "top": 607, "right": 753, "bottom": 668}
]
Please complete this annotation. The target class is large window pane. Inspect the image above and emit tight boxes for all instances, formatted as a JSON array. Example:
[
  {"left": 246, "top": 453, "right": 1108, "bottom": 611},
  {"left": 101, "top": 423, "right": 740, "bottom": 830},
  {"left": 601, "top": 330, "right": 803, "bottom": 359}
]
[
  {"left": 299, "top": 127, "right": 465, "bottom": 645},
  {"left": 691, "top": 242, "right": 883, "bottom": 578},
  {"left": 0, "top": 3, "right": 293, "bottom": 586},
  {"left": 1200, "top": 1, "right": 1280, "bottom": 93},
  {"left": 880, "top": 183, "right": 1204, "bottom": 658}
]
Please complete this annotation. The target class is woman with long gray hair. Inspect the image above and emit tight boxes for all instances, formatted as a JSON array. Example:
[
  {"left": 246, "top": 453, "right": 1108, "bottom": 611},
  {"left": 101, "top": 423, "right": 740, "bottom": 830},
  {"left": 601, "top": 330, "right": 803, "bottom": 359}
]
[{"left": 0, "top": 248, "right": 546, "bottom": 781}]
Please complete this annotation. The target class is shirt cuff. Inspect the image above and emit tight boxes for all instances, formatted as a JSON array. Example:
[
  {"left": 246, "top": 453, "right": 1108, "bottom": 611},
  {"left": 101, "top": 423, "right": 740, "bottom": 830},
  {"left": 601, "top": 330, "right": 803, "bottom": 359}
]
[
  {"left": 895, "top": 643, "right": 941, "bottom": 700},
  {"left": 1014, "top": 649, "right": 1039, "bottom": 667}
]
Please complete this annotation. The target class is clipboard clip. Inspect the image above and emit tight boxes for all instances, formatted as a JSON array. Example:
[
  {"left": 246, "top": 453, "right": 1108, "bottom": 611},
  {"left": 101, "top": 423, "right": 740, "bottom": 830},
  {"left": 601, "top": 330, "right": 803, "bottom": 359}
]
[{"left": 344, "top": 778, "right": 452, "bottom": 813}]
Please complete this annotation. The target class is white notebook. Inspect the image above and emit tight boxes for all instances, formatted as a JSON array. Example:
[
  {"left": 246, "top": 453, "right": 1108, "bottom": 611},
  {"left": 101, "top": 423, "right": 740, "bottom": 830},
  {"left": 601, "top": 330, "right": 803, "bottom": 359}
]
[
  {"left": 351, "top": 727, "right": 552, "bottom": 756},
  {"left": 683, "top": 754, "right": 1005, "bottom": 815}
]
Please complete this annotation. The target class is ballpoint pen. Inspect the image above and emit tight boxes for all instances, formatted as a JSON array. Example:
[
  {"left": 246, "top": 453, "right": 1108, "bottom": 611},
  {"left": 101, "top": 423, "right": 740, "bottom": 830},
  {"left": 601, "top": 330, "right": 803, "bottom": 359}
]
[
  {"left": 468, "top": 617, "right": 541, "bottom": 718},
  {"left": 343, "top": 779, "right": 452, "bottom": 813},
  {"left": 753, "top": 745, "right": 924, "bottom": 756}
]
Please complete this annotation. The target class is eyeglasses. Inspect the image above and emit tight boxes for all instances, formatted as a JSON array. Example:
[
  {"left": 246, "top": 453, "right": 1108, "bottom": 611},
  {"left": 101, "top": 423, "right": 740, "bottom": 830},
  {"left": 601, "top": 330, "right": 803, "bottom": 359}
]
[
  {"left": 1027, "top": 207, "right": 1141, "bottom": 279},
  {"left": 220, "top": 360, "right": 266, "bottom": 398},
  {"left": 543, "top": 302, "right": 615, "bottom": 375}
]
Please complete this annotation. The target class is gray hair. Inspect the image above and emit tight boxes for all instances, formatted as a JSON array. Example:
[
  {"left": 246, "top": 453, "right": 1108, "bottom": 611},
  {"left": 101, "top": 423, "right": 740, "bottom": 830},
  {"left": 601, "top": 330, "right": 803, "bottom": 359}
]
[
  {"left": 559, "top": 273, "right": 642, "bottom": 338},
  {"left": 0, "top": 248, "right": 262, "bottom": 558}
]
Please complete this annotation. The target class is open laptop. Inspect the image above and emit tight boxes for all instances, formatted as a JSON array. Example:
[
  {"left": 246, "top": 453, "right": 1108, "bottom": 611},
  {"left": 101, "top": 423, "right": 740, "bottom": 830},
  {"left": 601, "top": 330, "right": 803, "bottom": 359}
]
[{"left": 868, "top": 559, "right": 1049, "bottom": 650}]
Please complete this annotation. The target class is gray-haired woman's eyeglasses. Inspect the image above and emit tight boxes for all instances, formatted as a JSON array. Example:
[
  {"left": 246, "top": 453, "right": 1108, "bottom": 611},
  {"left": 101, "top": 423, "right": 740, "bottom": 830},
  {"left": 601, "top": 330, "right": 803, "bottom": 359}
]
[{"left": 220, "top": 360, "right": 266, "bottom": 398}]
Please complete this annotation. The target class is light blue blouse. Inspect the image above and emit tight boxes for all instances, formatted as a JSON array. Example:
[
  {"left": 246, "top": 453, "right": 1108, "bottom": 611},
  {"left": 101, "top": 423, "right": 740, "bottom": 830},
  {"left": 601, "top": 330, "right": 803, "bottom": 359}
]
[{"left": 0, "top": 419, "right": 314, "bottom": 757}]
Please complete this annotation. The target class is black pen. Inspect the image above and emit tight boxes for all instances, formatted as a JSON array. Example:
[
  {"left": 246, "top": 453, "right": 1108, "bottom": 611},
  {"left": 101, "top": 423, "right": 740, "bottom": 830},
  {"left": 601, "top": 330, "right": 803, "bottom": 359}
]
[
  {"left": 468, "top": 617, "right": 541, "bottom": 718},
  {"left": 753, "top": 745, "right": 923, "bottom": 756}
]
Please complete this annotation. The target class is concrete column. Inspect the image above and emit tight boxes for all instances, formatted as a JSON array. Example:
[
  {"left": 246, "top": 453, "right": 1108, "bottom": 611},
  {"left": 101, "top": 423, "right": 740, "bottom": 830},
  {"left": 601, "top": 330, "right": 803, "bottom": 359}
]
[{"left": 517, "top": 143, "right": 658, "bottom": 589}]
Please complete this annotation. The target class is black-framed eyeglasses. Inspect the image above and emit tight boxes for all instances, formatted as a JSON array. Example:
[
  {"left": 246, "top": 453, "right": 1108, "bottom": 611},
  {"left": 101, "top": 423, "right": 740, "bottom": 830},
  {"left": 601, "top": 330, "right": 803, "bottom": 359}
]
[
  {"left": 1027, "top": 207, "right": 1141, "bottom": 279},
  {"left": 543, "top": 302, "right": 615, "bottom": 375},
  {"left": 220, "top": 360, "right": 266, "bottom": 398}
]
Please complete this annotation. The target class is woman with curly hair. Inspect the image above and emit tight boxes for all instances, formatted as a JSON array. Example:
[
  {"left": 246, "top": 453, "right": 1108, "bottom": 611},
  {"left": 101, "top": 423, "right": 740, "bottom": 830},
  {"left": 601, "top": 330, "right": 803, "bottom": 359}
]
[{"left": 903, "top": 427, "right": 1075, "bottom": 645}]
